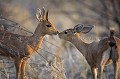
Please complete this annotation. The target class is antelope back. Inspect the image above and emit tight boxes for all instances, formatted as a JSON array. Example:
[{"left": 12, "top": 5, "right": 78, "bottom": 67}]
[{"left": 35, "top": 7, "right": 58, "bottom": 35}]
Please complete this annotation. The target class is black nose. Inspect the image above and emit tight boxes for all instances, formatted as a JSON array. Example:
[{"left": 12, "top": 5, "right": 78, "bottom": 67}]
[
  {"left": 54, "top": 31, "right": 59, "bottom": 35},
  {"left": 57, "top": 31, "right": 59, "bottom": 34}
]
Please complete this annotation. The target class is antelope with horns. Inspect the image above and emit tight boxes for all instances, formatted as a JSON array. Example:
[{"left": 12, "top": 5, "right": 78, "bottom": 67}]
[
  {"left": 58, "top": 24, "right": 117, "bottom": 79},
  {"left": 0, "top": 8, "right": 58, "bottom": 79},
  {"left": 109, "top": 29, "right": 120, "bottom": 79}
]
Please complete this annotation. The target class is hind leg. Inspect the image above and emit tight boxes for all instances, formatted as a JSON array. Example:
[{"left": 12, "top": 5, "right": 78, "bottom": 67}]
[
  {"left": 113, "top": 61, "right": 119, "bottom": 79},
  {"left": 21, "top": 60, "right": 27, "bottom": 79}
]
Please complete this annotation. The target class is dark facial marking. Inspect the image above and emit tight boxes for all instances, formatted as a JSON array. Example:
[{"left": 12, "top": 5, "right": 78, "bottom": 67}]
[{"left": 46, "top": 25, "right": 51, "bottom": 27}]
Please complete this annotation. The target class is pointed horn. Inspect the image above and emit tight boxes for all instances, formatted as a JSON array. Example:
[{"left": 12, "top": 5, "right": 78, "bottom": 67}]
[{"left": 46, "top": 10, "right": 49, "bottom": 21}]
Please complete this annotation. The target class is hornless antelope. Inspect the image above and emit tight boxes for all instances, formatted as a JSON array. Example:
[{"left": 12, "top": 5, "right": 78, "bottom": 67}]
[
  {"left": 58, "top": 24, "right": 117, "bottom": 79},
  {"left": 0, "top": 8, "right": 58, "bottom": 79}
]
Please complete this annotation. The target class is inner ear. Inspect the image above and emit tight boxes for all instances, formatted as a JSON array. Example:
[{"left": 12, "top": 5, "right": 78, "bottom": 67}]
[
  {"left": 41, "top": 7, "right": 46, "bottom": 20},
  {"left": 35, "top": 8, "right": 41, "bottom": 21},
  {"left": 46, "top": 10, "right": 49, "bottom": 21},
  {"left": 81, "top": 25, "right": 94, "bottom": 33},
  {"left": 73, "top": 24, "right": 84, "bottom": 33}
]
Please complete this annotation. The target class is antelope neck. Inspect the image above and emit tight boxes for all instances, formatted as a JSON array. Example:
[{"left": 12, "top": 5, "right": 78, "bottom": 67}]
[
  {"left": 70, "top": 35, "right": 89, "bottom": 57},
  {"left": 31, "top": 25, "right": 45, "bottom": 50}
]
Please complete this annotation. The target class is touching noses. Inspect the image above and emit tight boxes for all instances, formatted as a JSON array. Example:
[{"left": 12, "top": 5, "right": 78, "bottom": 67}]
[
  {"left": 54, "top": 30, "right": 59, "bottom": 35},
  {"left": 58, "top": 32, "right": 62, "bottom": 38}
]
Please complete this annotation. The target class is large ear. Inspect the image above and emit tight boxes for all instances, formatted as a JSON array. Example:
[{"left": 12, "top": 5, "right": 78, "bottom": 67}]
[
  {"left": 73, "top": 24, "right": 84, "bottom": 33},
  {"left": 35, "top": 8, "right": 41, "bottom": 21},
  {"left": 80, "top": 25, "right": 94, "bottom": 33},
  {"left": 41, "top": 7, "right": 46, "bottom": 20},
  {"left": 46, "top": 10, "right": 49, "bottom": 21}
]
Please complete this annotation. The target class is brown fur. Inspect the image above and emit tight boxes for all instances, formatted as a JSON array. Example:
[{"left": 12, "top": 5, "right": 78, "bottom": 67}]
[
  {"left": 0, "top": 8, "right": 58, "bottom": 79},
  {"left": 110, "top": 36, "right": 120, "bottom": 79},
  {"left": 58, "top": 27, "right": 119, "bottom": 79}
]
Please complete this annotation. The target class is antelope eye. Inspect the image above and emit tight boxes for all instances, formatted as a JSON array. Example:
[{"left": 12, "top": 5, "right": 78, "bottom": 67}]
[
  {"left": 46, "top": 25, "right": 51, "bottom": 27},
  {"left": 64, "top": 31, "right": 67, "bottom": 34}
]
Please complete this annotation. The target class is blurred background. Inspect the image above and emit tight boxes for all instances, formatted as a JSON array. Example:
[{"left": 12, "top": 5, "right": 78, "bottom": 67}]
[{"left": 0, "top": 0, "right": 120, "bottom": 79}]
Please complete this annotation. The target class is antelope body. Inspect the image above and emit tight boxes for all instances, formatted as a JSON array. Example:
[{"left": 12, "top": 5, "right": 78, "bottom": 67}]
[
  {"left": 0, "top": 8, "right": 58, "bottom": 79},
  {"left": 58, "top": 24, "right": 117, "bottom": 79}
]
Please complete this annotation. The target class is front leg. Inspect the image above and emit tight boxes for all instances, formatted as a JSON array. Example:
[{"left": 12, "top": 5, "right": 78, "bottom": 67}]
[
  {"left": 98, "top": 65, "right": 105, "bottom": 79},
  {"left": 21, "top": 60, "right": 27, "bottom": 79},
  {"left": 91, "top": 67, "right": 98, "bottom": 79},
  {"left": 111, "top": 47, "right": 119, "bottom": 79},
  {"left": 113, "top": 61, "right": 119, "bottom": 79},
  {"left": 14, "top": 59, "right": 22, "bottom": 79}
]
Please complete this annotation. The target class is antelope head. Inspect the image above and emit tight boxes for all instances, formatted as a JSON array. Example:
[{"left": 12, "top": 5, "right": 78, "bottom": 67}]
[
  {"left": 58, "top": 24, "right": 94, "bottom": 41},
  {"left": 35, "top": 7, "right": 59, "bottom": 35}
]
